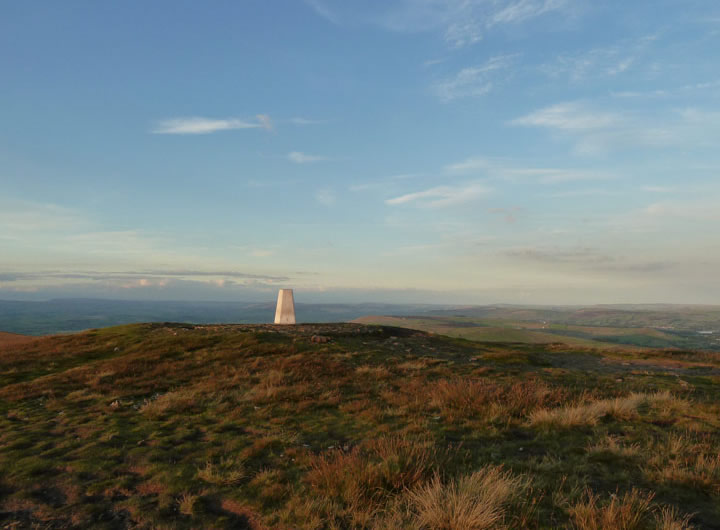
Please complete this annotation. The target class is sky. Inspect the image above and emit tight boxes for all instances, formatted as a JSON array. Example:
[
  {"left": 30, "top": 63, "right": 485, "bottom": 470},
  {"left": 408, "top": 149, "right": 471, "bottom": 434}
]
[{"left": 1, "top": 0, "right": 719, "bottom": 304}]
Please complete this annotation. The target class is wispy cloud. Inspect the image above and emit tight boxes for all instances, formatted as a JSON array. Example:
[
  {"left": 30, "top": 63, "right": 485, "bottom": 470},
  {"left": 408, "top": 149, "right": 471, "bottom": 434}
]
[
  {"left": 642, "top": 186, "right": 676, "bottom": 193},
  {"left": 510, "top": 102, "right": 621, "bottom": 130},
  {"left": 540, "top": 36, "right": 656, "bottom": 82},
  {"left": 504, "top": 246, "right": 615, "bottom": 265},
  {"left": 315, "top": 189, "right": 336, "bottom": 206},
  {"left": 151, "top": 115, "right": 272, "bottom": 134},
  {"left": 434, "top": 54, "right": 517, "bottom": 102},
  {"left": 445, "top": 156, "right": 612, "bottom": 183},
  {"left": 304, "top": 0, "right": 341, "bottom": 24},
  {"left": 488, "top": 207, "right": 523, "bottom": 224},
  {"left": 542, "top": 188, "right": 618, "bottom": 198},
  {"left": 288, "top": 151, "right": 328, "bottom": 164},
  {"left": 305, "top": 0, "right": 572, "bottom": 49},
  {"left": 0, "top": 269, "right": 289, "bottom": 283},
  {"left": 509, "top": 101, "right": 679, "bottom": 155},
  {"left": 611, "top": 80, "right": 720, "bottom": 99},
  {"left": 250, "top": 249, "right": 275, "bottom": 258},
  {"left": 503, "top": 246, "right": 678, "bottom": 274},
  {"left": 256, "top": 114, "right": 273, "bottom": 131},
  {"left": 289, "top": 117, "right": 326, "bottom": 125},
  {"left": 489, "top": 0, "right": 568, "bottom": 26},
  {"left": 0, "top": 199, "right": 83, "bottom": 233},
  {"left": 642, "top": 201, "right": 720, "bottom": 221},
  {"left": 386, "top": 182, "right": 490, "bottom": 208}
]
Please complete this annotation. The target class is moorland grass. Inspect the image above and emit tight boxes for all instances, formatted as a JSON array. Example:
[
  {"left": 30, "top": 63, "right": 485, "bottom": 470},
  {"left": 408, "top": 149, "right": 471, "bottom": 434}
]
[{"left": 0, "top": 322, "right": 718, "bottom": 528}]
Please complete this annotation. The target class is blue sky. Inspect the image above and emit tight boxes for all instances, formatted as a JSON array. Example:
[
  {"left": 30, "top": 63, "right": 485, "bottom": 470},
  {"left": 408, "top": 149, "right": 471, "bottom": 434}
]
[{"left": 1, "top": 0, "right": 719, "bottom": 304}]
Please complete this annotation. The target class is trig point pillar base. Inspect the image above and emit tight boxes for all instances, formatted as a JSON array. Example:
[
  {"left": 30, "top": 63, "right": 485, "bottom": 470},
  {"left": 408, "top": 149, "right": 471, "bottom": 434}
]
[{"left": 274, "top": 289, "right": 296, "bottom": 325}]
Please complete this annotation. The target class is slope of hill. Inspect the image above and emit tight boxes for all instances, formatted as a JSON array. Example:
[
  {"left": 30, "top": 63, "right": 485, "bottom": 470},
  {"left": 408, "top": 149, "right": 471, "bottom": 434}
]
[
  {"left": 1, "top": 323, "right": 719, "bottom": 528},
  {"left": 354, "top": 314, "right": 720, "bottom": 351},
  {"left": 0, "top": 331, "right": 33, "bottom": 346}
]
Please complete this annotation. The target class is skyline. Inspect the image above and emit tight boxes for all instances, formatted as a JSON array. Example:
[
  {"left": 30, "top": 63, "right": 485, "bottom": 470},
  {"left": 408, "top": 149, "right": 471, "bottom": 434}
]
[{"left": 2, "top": 0, "right": 720, "bottom": 304}]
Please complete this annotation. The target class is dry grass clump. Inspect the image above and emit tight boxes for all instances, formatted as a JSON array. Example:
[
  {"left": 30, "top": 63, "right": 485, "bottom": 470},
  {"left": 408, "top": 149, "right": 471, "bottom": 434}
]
[
  {"left": 429, "top": 378, "right": 562, "bottom": 421},
  {"left": 644, "top": 433, "right": 720, "bottom": 493},
  {"left": 245, "top": 369, "right": 287, "bottom": 403},
  {"left": 355, "top": 365, "right": 392, "bottom": 379},
  {"left": 178, "top": 492, "right": 199, "bottom": 516},
  {"left": 568, "top": 488, "right": 654, "bottom": 530},
  {"left": 367, "top": 437, "right": 445, "bottom": 492},
  {"left": 529, "top": 391, "right": 677, "bottom": 429},
  {"left": 196, "top": 456, "right": 245, "bottom": 486},
  {"left": 304, "top": 437, "right": 450, "bottom": 525},
  {"left": 587, "top": 436, "right": 640, "bottom": 458},
  {"left": 568, "top": 488, "right": 695, "bottom": 530},
  {"left": 139, "top": 389, "right": 199, "bottom": 418},
  {"left": 249, "top": 469, "right": 288, "bottom": 502},
  {"left": 404, "top": 466, "right": 528, "bottom": 529},
  {"left": 398, "top": 359, "right": 432, "bottom": 371},
  {"left": 654, "top": 506, "right": 695, "bottom": 530},
  {"left": 306, "top": 447, "right": 380, "bottom": 504}
]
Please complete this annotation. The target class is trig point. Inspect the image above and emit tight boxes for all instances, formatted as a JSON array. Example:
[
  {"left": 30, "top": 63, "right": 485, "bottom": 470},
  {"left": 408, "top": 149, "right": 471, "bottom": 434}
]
[{"left": 274, "top": 289, "right": 296, "bottom": 325}]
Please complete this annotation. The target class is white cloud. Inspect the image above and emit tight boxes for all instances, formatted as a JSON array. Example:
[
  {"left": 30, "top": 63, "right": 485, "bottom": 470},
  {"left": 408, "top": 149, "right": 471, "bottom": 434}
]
[
  {"left": 256, "top": 114, "right": 273, "bottom": 131},
  {"left": 151, "top": 115, "right": 272, "bottom": 134},
  {"left": 445, "top": 156, "right": 612, "bottom": 184},
  {"left": 509, "top": 101, "right": 684, "bottom": 155},
  {"left": 305, "top": 0, "right": 572, "bottom": 49},
  {"left": 289, "top": 117, "right": 326, "bottom": 125},
  {"left": 288, "top": 151, "right": 327, "bottom": 164},
  {"left": 434, "top": 54, "right": 517, "bottom": 102},
  {"left": 510, "top": 102, "right": 621, "bottom": 130},
  {"left": 642, "top": 186, "right": 676, "bottom": 193},
  {"left": 386, "top": 182, "right": 490, "bottom": 208},
  {"left": 642, "top": 201, "right": 720, "bottom": 221},
  {"left": 304, "top": 0, "right": 341, "bottom": 24},
  {"left": 489, "top": 0, "right": 567, "bottom": 26},
  {"left": 315, "top": 189, "right": 336, "bottom": 206},
  {"left": 0, "top": 199, "right": 83, "bottom": 233},
  {"left": 540, "top": 36, "right": 657, "bottom": 82},
  {"left": 541, "top": 188, "right": 618, "bottom": 198},
  {"left": 611, "top": 89, "right": 669, "bottom": 99}
]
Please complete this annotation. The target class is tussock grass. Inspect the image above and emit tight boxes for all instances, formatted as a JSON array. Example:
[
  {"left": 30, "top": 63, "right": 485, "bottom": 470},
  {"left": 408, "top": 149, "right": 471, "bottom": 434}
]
[
  {"left": 655, "top": 506, "right": 695, "bottom": 530},
  {"left": 529, "top": 391, "right": 677, "bottom": 429},
  {"left": 587, "top": 435, "right": 640, "bottom": 458},
  {"left": 404, "top": 466, "right": 528, "bottom": 529},
  {"left": 644, "top": 433, "right": 720, "bottom": 493},
  {"left": 355, "top": 365, "right": 392, "bottom": 378},
  {"left": 568, "top": 488, "right": 654, "bottom": 530},
  {"left": 429, "top": 378, "right": 563, "bottom": 421},
  {"left": 306, "top": 437, "right": 443, "bottom": 502},
  {"left": 177, "top": 492, "right": 199, "bottom": 516},
  {"left": 139, "top": 389, "right": 199, "bottom": 418},
  {"left": 568, "top": 488, "right": 696, "bottom": 530},
  {"left": 196, "top": 457, "right": 245, "bottom": 486}
]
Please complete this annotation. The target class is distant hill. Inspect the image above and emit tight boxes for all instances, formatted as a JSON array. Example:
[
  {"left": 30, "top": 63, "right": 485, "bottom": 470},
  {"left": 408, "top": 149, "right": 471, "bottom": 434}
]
[{"left": 356, "top": 307, "right": 720, "bottom": 351}]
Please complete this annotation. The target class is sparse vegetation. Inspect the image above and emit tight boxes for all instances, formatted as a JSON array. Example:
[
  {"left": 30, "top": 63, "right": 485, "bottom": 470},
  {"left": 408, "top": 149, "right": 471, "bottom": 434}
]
[{"left": 1, "top": 322, "right": 718, "bottom": 527}]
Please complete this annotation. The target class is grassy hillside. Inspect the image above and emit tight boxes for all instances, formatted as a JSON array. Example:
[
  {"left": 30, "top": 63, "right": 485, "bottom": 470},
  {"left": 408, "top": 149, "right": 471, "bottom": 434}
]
[
  {"left": 0, "top": 331, "right": 34, "bottom": 347},
  {"left": 1, "top": 323, "right": 719, "bottom": 528},
  {"left": 352, "top": 316, "right": 608, "bottom": 348},
  {"left": 354, "top": 315, "right": 720, "bottom": 351}
]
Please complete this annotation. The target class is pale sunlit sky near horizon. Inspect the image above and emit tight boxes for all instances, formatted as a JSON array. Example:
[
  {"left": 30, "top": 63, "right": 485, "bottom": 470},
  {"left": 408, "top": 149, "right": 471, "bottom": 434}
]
[{"left": 1, "top": 0, "right": 719, "bottom": 304}]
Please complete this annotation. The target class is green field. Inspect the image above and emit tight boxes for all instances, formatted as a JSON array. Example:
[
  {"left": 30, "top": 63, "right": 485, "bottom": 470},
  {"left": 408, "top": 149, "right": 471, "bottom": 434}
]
[{"left": 1, "top": 323, "right": 719, "bottom": 528}]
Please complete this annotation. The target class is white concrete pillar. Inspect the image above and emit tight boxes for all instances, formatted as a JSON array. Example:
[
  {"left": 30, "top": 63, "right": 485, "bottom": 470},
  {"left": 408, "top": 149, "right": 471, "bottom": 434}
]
[{"left": 274, "top": 289, "right": 296, "bottom": 324}]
